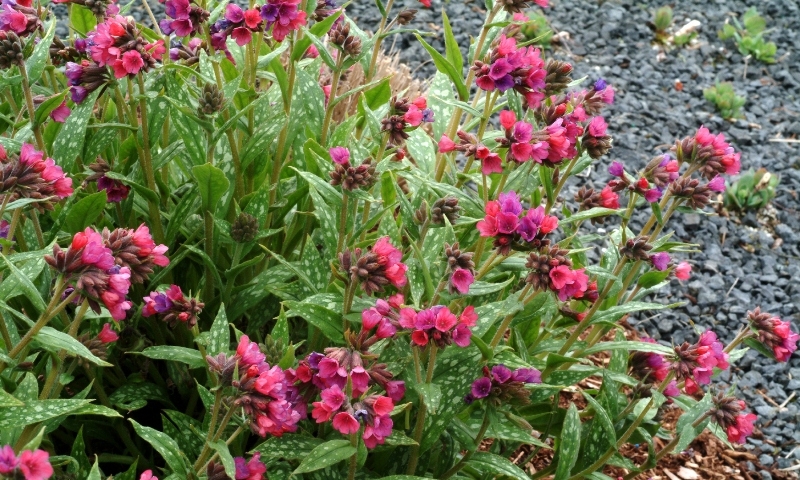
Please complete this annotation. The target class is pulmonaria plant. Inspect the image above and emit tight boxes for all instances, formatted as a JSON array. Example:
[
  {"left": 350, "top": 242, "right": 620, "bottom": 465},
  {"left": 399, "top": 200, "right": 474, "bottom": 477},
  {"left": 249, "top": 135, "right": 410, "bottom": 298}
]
[{"left": 0, "top": 1, "right": 797, "bottom": 480}]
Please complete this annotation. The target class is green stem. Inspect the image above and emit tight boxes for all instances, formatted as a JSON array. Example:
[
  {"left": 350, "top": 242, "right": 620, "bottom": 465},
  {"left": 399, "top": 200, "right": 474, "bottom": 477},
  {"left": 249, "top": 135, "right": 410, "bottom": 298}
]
[
  {"left": 133, "top": 75, "right": 165, "bottom": 244},
  {"left": 193, "top": 389, "right": 223, "bottom": 471},
  {"left": 440, "top": 408, "right": 491, "bottom": 479},
  {"left": 203, "top": 210, "right": 215, "bottom": 302},
  {"left": 347, "top": 432, "right": 359, "bottom": 480},
  {"left": 222, "top": 243, "right": 243, "bottom": 302},
  {"left": 337, "top": 193, "right": 349, "bottom": 254},
  {"left": 365, "top": 0, "right": 395, "bottom": 82},
  {"left": 40, "top": 299, "right": 89, "bottom": 400},
  {"left": 20, "top": 63, "right": 45, "bottom": 152},
  {"left": 5, "top": 277, "right": 71, "bottom": 362},
  {"left": 406, "top": 345, "right": 437, "bottom": 474},
  {"left": 320, "top": 53, "right": 345, "bottom": 146},
  {"left": 29, "top": 211, "right": 44, "bottom": 249},
  {"left": 2, "top": 208, "right": 22, "bottom": 255},
  {"left": 490, "top": 284, "right": 532, "bottom": 348}
]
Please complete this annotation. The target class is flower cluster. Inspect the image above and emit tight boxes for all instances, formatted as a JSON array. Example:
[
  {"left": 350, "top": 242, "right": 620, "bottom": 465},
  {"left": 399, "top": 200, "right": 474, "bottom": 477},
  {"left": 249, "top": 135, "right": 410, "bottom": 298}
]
[
  {"left": 207, "top": 335, "right": 303, "bottom": 437},
  {"left": 88, "top": 15, "right": 165, "bottom": 78},
  {"left": 465, "top": 364, "right": 541, "bottom": 405},
  {"left": 399, "top": 305, "right": 477, "bottom": 348},
  {"left": 312, "top": 386, "right": 394, "bottom": 448},
  {"left": 0, "top": 144, "right": 73, "bottom": 208},
  {"left": 629, "top": 337, "right": 679, "bottom": 396},
  {"left": 233, "top": 452, "right": 266, "bottom": 480},
  {"left": 159, "top": 0, "right": 209, "bottom": 37},
  {"left": 339, "top": 236, "right": 408, "bottom": 295},
  {"left": 445, "top": 242, "right": 475, "bottom": 294},
  {"left": 477, "top": 191, "right": 559, "bottom": 254},
  {"left": 261, "top": 0, "right": 306, "bottom": 42},
  {"left": 0, "top": 0, "right": 41, "bottom": 36},
  {"left": 709, "top": 394, "right": 757, "bottom": 444},
  {"left": 671, "top": 331, "right": 729, "bottom": 394},
  {"left": 677, "top": 126, "right": 741, "bottom": 180},
  {"left": 329, "top": 147, "right": 376, "bottom": 191},
  {"left": 45, "top": 228, "right": 133, "bottom": 320},
  {"left": 85, "top": 158, "right": 131, "bottom": 202},
  {"left": 381, "top": 96, "right": 433, "bottom": 146},
  {"left": 437, "top": 130, "right": 503, "bottom": 175},
  {"left": 473, "top": 34, "right": 546, "bottom": 107},
  {"left": 524, "top": 246, "right": 597, "bottom": 303},
  {"left": 65, "top": 59, "right": 112, "bottom": 103},
  {"left": 52, "top": 0, "right": 118, "bottom": 18},
  {"left": 101, "top": 224, "right": 169, "bottom": 283},
  {"left": 211, "top": 4, "right": 262, "bottom": 47},
  {"left": 747, "top": 307, "right": 798, "bottom": 362},
  {"left": 143, "top": 284, "right": 204, "bottom": 327},
  {"left": 0, "top": 445, "right": 53, "bottom": 480}
]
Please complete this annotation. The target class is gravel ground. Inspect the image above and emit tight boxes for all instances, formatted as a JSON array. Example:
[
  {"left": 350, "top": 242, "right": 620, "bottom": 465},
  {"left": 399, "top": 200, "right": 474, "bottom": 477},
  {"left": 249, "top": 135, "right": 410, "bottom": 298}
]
[
  {"left": 56, "top": 0, "right": 800, "bottom": 473},
  {"left": 348, "top": 0, "right": 800, "bottom": 472}
]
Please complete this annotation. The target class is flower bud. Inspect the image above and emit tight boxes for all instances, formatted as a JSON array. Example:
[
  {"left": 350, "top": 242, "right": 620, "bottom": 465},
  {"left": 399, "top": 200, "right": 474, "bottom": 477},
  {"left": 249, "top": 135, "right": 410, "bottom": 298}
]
[
  {"left": 430, "top": 196, "right": 460, "bottom": 225},
  {"left": 619, "top": 236, "right": 652, "bottom": 261},
  {"left": 414, "top": 200, "right": 429, "bottom": 225},
  {"left": 396, "top": 9, "right": 417, "bottom": 25},
  {"left": 198, "top": 83, "right": 224, "bottom": 116},
  {"left": 0, "top": 31, "right": 24, "bottom": 69},
  {"left": 231, "top": 212, "right": 259, "bottom": 243},
  {"left": 544, "top": 59, "right": 573, "bottom": 96}
]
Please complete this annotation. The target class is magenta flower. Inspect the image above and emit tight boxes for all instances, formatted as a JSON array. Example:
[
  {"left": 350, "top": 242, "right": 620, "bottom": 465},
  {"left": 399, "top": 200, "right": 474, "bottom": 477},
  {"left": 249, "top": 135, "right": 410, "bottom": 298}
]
[
  {"left": 98, "top": 323, "right": 119, "bottom": 343},
  {"left": 403, "top": 305, "right": 476, "bottom": 349},
  {"left": 609, "top": 161, "right": 624, "bottom": 177},
  {"left": 466, "top": 364, "right": 541, "bottom": 404},
  {"left": 329, "top": 146, "right": 350, "bottom": 165},
  {"left": 234, "top": 452, "right": 266, "bottom": 480},
  {"left": 49, "top": 101, "right": 71, "bottom": 123},
  {"left": 140, "top": 470, "right": 158, "bottom": 480},
  {"left": 18, "top": 449, "right": 53, "bottom": 480},
  {"left": 0, "top": 445, "right": 18, "bottom": 474},
  {"left": 727, "top": 409, "right": 757, "bottom": 444},
  {"left": 708, "top": 175, "right": 725, "bottom": 192},
  {"left": 372, "top": 236, "right": 408, "bottom": 289},
  {"left": 450, "top": 268, "right": 474, "bottom": 294},
  {"left": 650, "top": 252, "right": 670, "bottom": 271},
  {"left": 470, "top": 377, "right": 492, "bottom": 399}
]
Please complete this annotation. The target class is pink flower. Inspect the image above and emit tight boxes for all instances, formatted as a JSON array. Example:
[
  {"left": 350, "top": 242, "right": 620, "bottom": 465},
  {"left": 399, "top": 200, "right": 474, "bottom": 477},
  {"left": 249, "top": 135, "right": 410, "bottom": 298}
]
[
  {"left": 332, "top": 412, "right": 360, "bottom": 434},
  {"left": 609, "top": 161, "right": 624, "bottom": 177},
  {"left": 556, "top": 268, "right": 589, "bottom": 301},
  {"left": 663, "top": 380, "right": 680, "bottom": 397},
  {"left": 140, "top": 470, "right": 157, "bottom": 480},
  {"left": 451, "top": 324, "right": 472, "bottom": 347},
  {"left": 411, "top": 329, "right": 428, "bottom": 346},
  {"left": 450, "top": 268, "right": 474, "bottom": 294},
  {"left": 499, "top": 110, "right": 516, "bottom": 130},
  {"left": 385, "top": 380, "right": 406, "bottom": 402},
  {"left": 434, "top": 308, "right": 458, "bottom": 332},
  {"left": 404, "top": 105, "right": 423, "bottom": 126},
  {"left": 599, "top": 186, "right": 619, "bottom": 209},
  {"left": 708, "top": 176, "right": 725, "bottom": 192},
  {"left": 460, "top": 306, "right": 478, "bottom": 327},
  {"left": 372, "top": 237, "right": 407, "bottom": 289},
  {"left": 674, "top": 262, "right": 692, "bottom": 281},
  {"left": 98, "top": 323, "right": 119, "bottom": 343},
  {"left": 417, "top": 0, "right": 431, "bottom": 7},
  {"left": 0, "top": 445, "right": 18, "bottom": 474},
  {"left": 587, "top": 116, "right": 607, "bottom": 137},
  {"left": 49, "top": 101, "right": 71, "bottom": 123},
  {"left": 18, "top": 449, "right": 53, "bottom": 480},
  {"left": 650, "top": 252, "right": 670, "bottom": 271},
  {"left": 438, "top": 135, "right": 456, "bottom": 153},
  {"left": 644, "top": 188, "right": 662, "bottom": 203},
  {"left": 549, "top": 265, "right": 573, "bottom": 290},
  {"left": 237, "top": 334, "right": 266, "bottom": 368},
  {"left": 329, "top": 147, "right": 350, "bottom": 165},
  {"left": 235, "top": 452, "right": 266, "bottom": 480},
  {"left": 772, "top": 318, "right": 799, "bottom": 362},
  {"left": 726, "top": 413, "right": 757, "bottom": 444}
]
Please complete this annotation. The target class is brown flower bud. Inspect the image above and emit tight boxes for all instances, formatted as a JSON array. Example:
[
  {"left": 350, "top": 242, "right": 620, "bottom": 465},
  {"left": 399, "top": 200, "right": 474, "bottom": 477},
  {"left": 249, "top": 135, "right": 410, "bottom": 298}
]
[
  {"left": 414, "top": 200, "right": 429, "bottom": 225},
  {"left": 619, "top": 236, "right": 653, "bottom": 261},
  {"left": 669, "top": 177, "right": 712, "bottom": 210},
  {"left": 582, "top": 133, "right": 613, "bottom": 159},
  {"left": 231, "top": 212, "right": 259, "bottom": 243},
  {"left": 396, "top": 9, "right": 417, "bottom": 25},
  {"left": 198, "top": 83, "right": 224, "bottom": 116},
  {"left": 0, "top": 31, "right": 24, "bottom": 69},
  {"left": 430, "top": 196, "right": 460, "bottom": 225},
  {"left": 544, "top": 60, "right": 573, "bottom": 96},
  {"left": 206, "top": 462, "right": 232, "bottom": 480},
  {"left": 444, "top": 242, "right": 474, "bottom": 273}
]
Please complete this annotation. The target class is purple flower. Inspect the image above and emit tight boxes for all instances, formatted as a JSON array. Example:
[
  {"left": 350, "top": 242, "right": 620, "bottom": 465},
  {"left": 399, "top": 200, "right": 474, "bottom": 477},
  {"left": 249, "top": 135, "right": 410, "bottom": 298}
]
[
  {"left": 644, "top": 188, "right": 662, "bottom": 203},
  {"left": 498, "top": 191, "right": 523, "bottom": 216},
  {"left": 470, "top": 377, "right": 492, "bottom": 399},
  {"left": 491, "top": 365, "right": 513, "bottom": 383},
  {"left": 307, "top": 351, "right": 324, "bottom": 369},
  {"left": 650, "top": 252, "right": 670, "bottom": 271},
  {"left": 594, "top": 78, "right": 608, "bottom": 91},
  {"left": 0, "top": 220, "right": 10, "bottom": 240},
  {"left": 329, "top": 146, "right": 350, "bottom": 165},
  {"left": 97, "top": 175, "right": 131, "bottom": 203},
  {"left": 608, "top": 161, "right": 624, "bottom": 177},
  {"left": 512, "top": 368, "right": 541, "bottom": 384},
  {"left": 421, "top": 108, "right": 434, "bottom": 123}
]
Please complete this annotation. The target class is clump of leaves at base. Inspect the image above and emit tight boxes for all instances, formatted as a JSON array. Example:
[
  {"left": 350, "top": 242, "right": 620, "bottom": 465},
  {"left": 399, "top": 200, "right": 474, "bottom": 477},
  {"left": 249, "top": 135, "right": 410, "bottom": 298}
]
[
  {"left": 718, "top": 7, "right": 777, "bottom": 63},
  {"left": 724, "top": 168, "right": 779, "bottom": 212},
  {"left": 703, "top": 82, "right": 746, "bottom": 119}
]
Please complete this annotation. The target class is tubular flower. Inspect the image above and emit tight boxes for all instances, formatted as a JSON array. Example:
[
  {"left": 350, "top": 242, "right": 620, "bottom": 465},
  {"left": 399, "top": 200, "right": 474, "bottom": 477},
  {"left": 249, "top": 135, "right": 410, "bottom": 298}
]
[
  {"left": 234, "top": 452, "right": 266, "bottom": 480},
  {"left": 439, "top": 130, "right": 502, "bottom": 175},
  {"left": 709, "top": 394, "right": 757, "bottom": 444},
  {"left": 630, "top": 337, "right": 671, "bottom": 383},
  {"left": 85, "top": 158, "right": 131, "bottom": 202},
  {"left": 312, "top": 387, "right": 394, "bottom": 448},
  {"left": 477, "top": 191, "right": 558, "bottom": 254},
  {"left": 261, "top": 0, "right": 306, "bottom": 42},
  {"left": 142, "top": 284, "right": 204, "bottom": 327},
  {"left": 473, "top": 34, "right": 547, "bottom": 107},
  {"left": 0, "top": 0, "right": 40, "bottom": 36},
  {"left": 464, "top": 364, "right": 541, "bottom": 405},
  {"left": 0, "top": 446, "right": 53, "bottom": 480},
  {"left": 747, "top": 307, "right": 799, "bottom": 362},
  {"left": 670, "top": 331, "right": 729, "bottom": 394},
  {"left": 381, "top": 96, "right": 433, "bottom": 147},
  {"left": 64, "top": 59, "right": 111, "bottom": 103},
  {"left": 673, "top": 126, "right": 740, "bottom": 180},
  {"left": 339, "top": 236, "right": 407, "bottom": 295},
  {"left": 582, "top": 116, "right": 612, "bottom": 159},
  {"left": 101, "top": 225, "right": 168, "bottom": 283},
  {"left": 45, "top": 228, "right": 133, "bottom": 320},
  {"left": 206, "top": 335, "right": 303, "bottom": 438},
  {"left": 399, "top": 305, "right": 477, "bottom": 349},
  {"left": 210, "top": 4, "right": 263, "bottom": 48},
  {"left": 0, "top": 144, "right": 73, "bottom": 208},
  {"left": 159, "top": 0, "right": 209, "bottom": 37},
  {"left": 88, "top": 15, "right": 165, "bottom": 78}
]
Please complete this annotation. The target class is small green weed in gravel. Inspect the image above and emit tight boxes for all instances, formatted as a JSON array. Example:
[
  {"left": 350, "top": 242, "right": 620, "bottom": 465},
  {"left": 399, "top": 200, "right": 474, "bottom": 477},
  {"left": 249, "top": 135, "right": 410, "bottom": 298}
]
[
  {"left": 704, "top": 82, "right": 746, "bottom": 119},
  {"left": 718, "top": 7, "right": 777, "bottom": 63},
  {"left": 725, "top": 168, "right": 780, "bottom": 212}
]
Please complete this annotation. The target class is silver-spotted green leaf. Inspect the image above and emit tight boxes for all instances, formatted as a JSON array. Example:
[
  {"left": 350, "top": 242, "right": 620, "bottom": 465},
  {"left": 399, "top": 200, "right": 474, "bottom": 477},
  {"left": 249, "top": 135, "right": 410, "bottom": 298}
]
[
  {"left": 0, "top": 390, "right": 24, "bottom": 407},
  {"left": 163, "top": 410, "right": 204, "bottom": 458},
  {"left": 109, "top": 382, "right": 172, "bottom": 411},
  {"left": 250, "top": 434, "right": 323, "bottom": 461},
  {"left": 0, "top": 253, "right": 46, "bottom": 312},
  {"left": 140, "top": 346, "right": 206, "bottom": 369},
  {"left": 33, "top": 326, "right": 110, "bottom": 366},
  {"left": 292, "top": 439, "right": 356, "bottom": 474},
  {"left": 63, "top": 191, "right": 107, "bottom": 234},
  {"left": 193, "top": 163, "right": 230, "bottom": 214},
  {"left": 468, "top": 452, "right": 528, "bottom": 480},
  {"left": 428, "top": 73, "right": 455, "bottom": 139},
  {"left": 69, "top": 4, "right": 96, "bottom": 36},
  {"left": 576, "top": 393, "right": 616, "bottom": 471},
  {"left": 406, "top": 128, "right": 436, "bottom": 174},
  {"left": 306, "top": 185, "right": 338, "bottom": 258},
  {"left": 25, "top": 21, "right": 56, "bottom": 83},
  {"left": 581, "top": 340, "right": 674, "bottom": 357},
  {"left": 130, "top": 419, "right": 189, "bottom": 475},
  {"left": 86, "top": 457, "right": 101, "bottom": 480},
  {"left": 271, "top": 306, "right": 290, "bottom": 345},
  {"left": 52, "top": 88, "right": 102, "bottom": 173},
  {"left": 209, "top": 440, "right": 236, "bottom": 479},
  {"left": 414, "top": 383, "right": 442, "bottom": 414},
  {"left": 284, "top": 301, "right": 342, "bottom": 342},
  {"left": 68, "top": 427, "right": 91, "bottom": 477},
  {"left": 588, "top": 302, "right": 681, "bottom": 327},
  {"left": 559, "top": 207, "right": 622, "bottom": 224},
  {"left": 0, "top": 399, "right": 91, "bottom": 429},
  {"left": 208, "top": 304, "right": 230, "bottom": 356},
  {"left": 555, "top": 403, "right": 581, "bottom": 480}
]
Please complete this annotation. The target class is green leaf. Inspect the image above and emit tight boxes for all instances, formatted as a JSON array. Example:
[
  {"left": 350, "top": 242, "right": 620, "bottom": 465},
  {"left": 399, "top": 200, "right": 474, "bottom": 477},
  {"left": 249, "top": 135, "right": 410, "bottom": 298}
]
[
  {"left": 744, "top": 337, "right": 775, "bottom": 360},
  {"left": 414, "top": 34, "right": 468, "bottom": 100},
  {"left": 468, "top": 452, "right": 528, "bottom": 480},
  {"left": 130, "top": 419, "right": 189, "bottom": 474},
  {"left": 293, "top": 439, "right": 356, "bottom": 474},
  {"left": 284, "top": 301, "right": 342, "bottom": 342},
  {"left": 428, "top": 73, "right": 455, "bottom": 139},
  {"left": 109, "top": 382, "right": 172, "bottom": 411},
  {"left": 193, "top": 163, "right": 230, "bottom": 213},
  {"left": 87, "top": 458, "right": 101, "bottom": 480},
  {"left": 68, "top": 427, "right": 91, "bottom": 478},
  {"left": 582, "top": 340, "right": 674, "bottom": 357},
  {"left": 209, "top": 440, "right": 236, "bottom": 479},
  {"left": 441, "top": 10, "right": 463, "bottom": 74},
  {"left": 637, "top": 270, "right": 670, "bottom": 289},
  {"left": 0, "top": 253, "right": 46, "bottom": 311},
  {"left": 35, "top": 326, "right": 112, "bottom": 366},
  {"left": 33, "top": 91, "right": 68, "bottom": 128},
  {"left": 406, "top": 128, "right": 436, "bottom": 174},
  {"left": 69, "top": 4, "right": 97, "bottom": 36},
  {"left": 25, "top": 21, "right": 56, "bottom": 83},
  {"left": 555, "top": 403, "right": 581, "bottom": 480},
  {"left": 588, "top": 302, "right": 681, "bottom": 327},
  {"left": 271, "top": 306, "right": 290, "bottom": 345},
  {"left": 364, "top": 76, "right": 392, "bottom": 110},
  {"left": 208, "top": 304, "right": 231, "bottom": 356},
  {"left": 52, "top": 88, "right": 102, "bottom": 173},
  {"left": 290, "top": 10, "right": 341, "bottom": 62},
  {"left": 414, "top": 383, "right": 442, "bottom": 414},
  {"left": 0, "top": 399, "right": 91, "bottom": 429},
  {"left": 251, "top": 434, "right": 323, "bottom": 461},
  {"left": 140, "top": 346, "right": 206, "bottom": 369},
  {"left": 63, "top": 191, "right": 107, "bottom": 234},
  {"left": 561, "top": 207, "right": 622, "bottom": 224}
]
